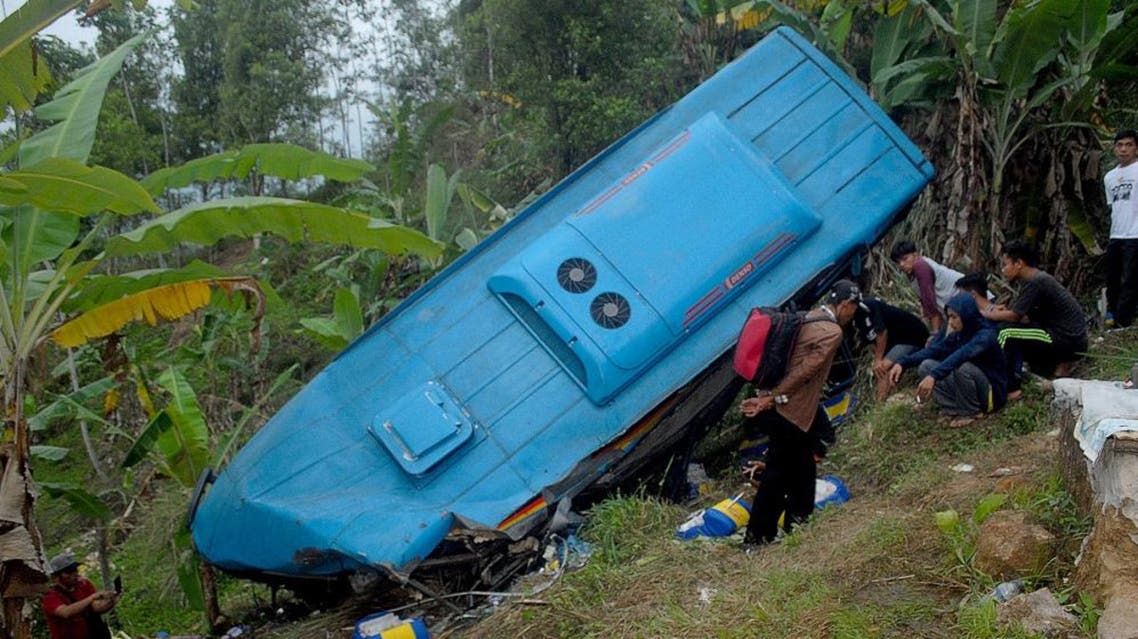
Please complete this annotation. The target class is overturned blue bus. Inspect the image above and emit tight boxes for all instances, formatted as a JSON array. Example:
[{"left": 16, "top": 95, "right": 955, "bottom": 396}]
[{"left": 188, "top": 26, "right": 934, "bottom": 588}]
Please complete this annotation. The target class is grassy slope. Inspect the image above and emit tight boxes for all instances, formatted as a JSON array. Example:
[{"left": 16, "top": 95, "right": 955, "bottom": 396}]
[
  {"left": 448, "top": 377, "right": 1107, "bottom": 638},
  {"left": 37, "top": 317, "right": 1134, "bottom": 638}
]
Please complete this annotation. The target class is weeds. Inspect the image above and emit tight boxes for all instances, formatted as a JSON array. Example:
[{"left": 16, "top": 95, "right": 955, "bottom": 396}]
[
  {"left": 934, "top": 493, "right": 1006, "bottom": 588},
  {"left": 956, "top": 598, "right": 1036, "bottom": 639},
  {"left": 1019, "top": 473, "right": 1093, "bottom": 540},
  {"left": 1073, "top": 591, "right": 1102, "bottom": 636}
]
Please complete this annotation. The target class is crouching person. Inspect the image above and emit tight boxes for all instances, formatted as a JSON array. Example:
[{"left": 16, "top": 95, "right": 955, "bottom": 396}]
[
  {"left": 887, "top": 293, "right": 1007, "bottom": 427},
  {"left": 739, "top": 280, "right": 859, "bottom": 547}
]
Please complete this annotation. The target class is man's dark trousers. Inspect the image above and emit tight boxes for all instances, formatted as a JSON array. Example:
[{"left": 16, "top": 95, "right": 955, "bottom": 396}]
[
  {"left": 1107, "top": 238, "right": 1138, "bottom": 326},
  {"left": 744, "top": 409, "right": 816, "bottom": 545}
]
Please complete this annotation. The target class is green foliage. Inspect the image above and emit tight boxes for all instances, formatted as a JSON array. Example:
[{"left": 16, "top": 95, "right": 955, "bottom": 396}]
[
  {"left": 104, "top": 196, "right": 444, "bottom": 258},
  {"left": 221, "top": 0, "right": 332, "bottom": 146},
  {"left": 865, "top": 0, "right": 1125, "bottom": 260},
  {"left": 934, "top": 493, "right": 1005, "bottom": 585},
  {"left": 299, "top": 287, "right": 363, "bottom": 351},
  {"left": 579, "top": 494, "right": 678, "bottom": 568},
  {"left": 1017, "top": 472, "right": 1093, "bottom": 540},
  {"left": 60, "top": 261, "right": 229, "bottom": 313},
  {"left": 752, "top": 0, "right": 856, "bottom": 70},
  {"left": 0, "top": 158, "right": 160, "bottom": 214},
  {"left": 38, "top": 480, "right": 112, "bottom": 520},
  {"left": 211, "top": 363, "right": 299, "bottom": 467},
  {"left": 142, "top": 143, "right": 375, "bottom": 196},
  {"left": 174, "top": 528, "right": 206, "bottom": 612},
  {"left": 458, "top": 0, "right": 687, "bottom": 173},
  {"left": 1073, "top": 590, "right": 1102, "bottom": 637},
  {"left": 30, "top": 444, "right": 69, "bottom": 461},
  {"left": 424, "top": 163, "right": 460, "bottom": 243},
  {"left": 0, "top": 0, "right": 85, "bottom": 60},
  {"left": 110, "top": 490, "right": 212, "bottom": 633},
  {"left": 27, "top": 376, "right": 117, "bottom": 432},
  {"left": 19, "top": 32, "right": 150, "bottom": 167},
  {"left": 373, "top": 102, "right": 456, "bottom": 202},
  {"left": 0, "top": 41, "right": 53, "bottom": 113},
  {"left": 151, "top": 367, "right": 209, "bottom": 486}
]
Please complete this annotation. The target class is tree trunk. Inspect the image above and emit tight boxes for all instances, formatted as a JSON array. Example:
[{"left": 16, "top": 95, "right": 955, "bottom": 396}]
[
  {"left": 1, "top": 363, "right": 48, "bottom": 639},
  {"left": 66, "top": 350, "right": 107, "bottom": 482},
  {"left": 200, "top": 562, "right": 221, "bottom": 632}
]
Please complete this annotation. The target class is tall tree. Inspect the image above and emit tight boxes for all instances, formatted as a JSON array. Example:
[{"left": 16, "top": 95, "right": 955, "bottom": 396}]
[
  {"left": 170, "top": 0, "right": 335, "bottom": 156},
  {"left": 168, "top": 0, "right": 224, "bottom": 160},
  {"left": 456, "top": 0, "right": 690, "bottom": 174},
  {"left": 216, "top": 0, "right": 333, "bottom": 146},
  {"left": 84, "top": 5, "right": 171, "bottom": 176}
]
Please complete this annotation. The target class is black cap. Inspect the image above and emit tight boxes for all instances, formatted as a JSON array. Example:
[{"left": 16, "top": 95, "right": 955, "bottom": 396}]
[{"left": 827, "top": 279, "right": 862, "bottom": 304}]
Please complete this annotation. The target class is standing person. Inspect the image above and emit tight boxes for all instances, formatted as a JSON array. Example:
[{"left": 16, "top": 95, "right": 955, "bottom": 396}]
[
  {"left": 853, "top": 296, "right": 930, "bottom": 400},
  {"left": 887, "top": 294, "right": 1008, "bottom": 427},
  {"left": 41, "top": 554, "right": 118, "bottom": 639},
  {"left": 984, "top": 239, "right": 1088, "bottom": 398},
  {"left": 890, "top": 240, "right": 965, "bottom": 334},
  {"left": 739, "top": 280, "right": 860, "bottom": 547},
  {"left": 1104, "top": 129, "right": 1138, "bottom": 328}
]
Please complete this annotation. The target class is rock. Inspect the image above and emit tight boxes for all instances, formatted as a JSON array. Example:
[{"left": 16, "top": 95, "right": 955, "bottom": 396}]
[
  {"left": 997, "top": 588, "right": 1078, "bottom": 638},
  {"left": 975, "top": 511, "right": 1055, "bottom": 579},
  {"left": 1098, "top": 585, "right": 1138, "bottom": 639}
]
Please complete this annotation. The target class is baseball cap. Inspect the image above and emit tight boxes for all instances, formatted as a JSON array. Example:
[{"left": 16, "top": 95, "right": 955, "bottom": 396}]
[
  {"left": 48, "top": 553, "right": 80, "bottom": 575},
  {"left": 827, "top": 279, "right": 862, "bottom": 304}
]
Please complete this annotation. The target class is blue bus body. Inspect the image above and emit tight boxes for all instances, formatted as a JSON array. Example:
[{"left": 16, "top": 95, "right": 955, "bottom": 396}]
[{"left": 189, "top": 27, "right": 933, "bottom": 581}]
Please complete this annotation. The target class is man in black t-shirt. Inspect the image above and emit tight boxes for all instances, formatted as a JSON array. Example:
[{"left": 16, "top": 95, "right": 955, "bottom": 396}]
[
  {"left": 983, "top": 240, "right": 1088, "bottom": 397},
  {"left": 854, "top": 297, "right": 930, "bottom": 400}
]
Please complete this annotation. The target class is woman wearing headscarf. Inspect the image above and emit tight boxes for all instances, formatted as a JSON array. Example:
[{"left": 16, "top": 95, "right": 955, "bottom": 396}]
[{"left": 887, "top": 293, "right": 1008, "bottom": 427}]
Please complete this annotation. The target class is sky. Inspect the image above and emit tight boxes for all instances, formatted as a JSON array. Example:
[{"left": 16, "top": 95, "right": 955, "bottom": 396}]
[
  {"left": 3, "top": 0, "right": 374, "bottom": 158},
  {"left": 4, "top": 0, "right": 177, "bottom": 45}
]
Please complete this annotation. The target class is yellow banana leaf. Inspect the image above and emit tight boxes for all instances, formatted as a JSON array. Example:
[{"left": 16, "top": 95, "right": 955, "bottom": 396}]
[{"left": 50, "top": 277, "right": 261, "bottom": 348}]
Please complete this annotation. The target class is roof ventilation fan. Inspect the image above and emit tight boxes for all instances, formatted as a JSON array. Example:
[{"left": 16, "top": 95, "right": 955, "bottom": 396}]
[
  {"left": 590, "top": 292, "right": 631, "bottom": 329},
  {"left": 557, "top": 257, "right": 597, "bottom": 294}
]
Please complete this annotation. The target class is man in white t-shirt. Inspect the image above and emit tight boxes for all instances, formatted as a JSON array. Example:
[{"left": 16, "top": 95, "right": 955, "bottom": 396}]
[
  {"left": 890, "top": 240, "right": 964, "bottom": 334},
  {"left": 1105, "top": 129, "right": 1138, "bottom": 327}
]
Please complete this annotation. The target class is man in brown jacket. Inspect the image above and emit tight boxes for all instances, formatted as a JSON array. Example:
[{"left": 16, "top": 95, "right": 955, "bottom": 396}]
[{"left": 740, "top": 279, "right": 859, "bottom": 546}]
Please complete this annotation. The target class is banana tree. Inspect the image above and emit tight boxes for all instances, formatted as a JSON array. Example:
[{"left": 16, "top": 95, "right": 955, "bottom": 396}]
[
  {"left": 0, "top": 32, "right": 441, "bottom": 639},
  {"left": 868, "top": 0, "right": 1131, "bottom": 265}
]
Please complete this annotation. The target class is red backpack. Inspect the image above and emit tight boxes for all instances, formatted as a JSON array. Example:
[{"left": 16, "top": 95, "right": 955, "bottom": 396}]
[{"left": 733, "top": 308, "right": 830, "bottom": 388}]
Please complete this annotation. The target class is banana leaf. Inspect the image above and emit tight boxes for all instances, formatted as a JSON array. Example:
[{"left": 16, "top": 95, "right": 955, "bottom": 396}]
[{"left": 104, "top": 197, "right": 443, "bottom": 259}]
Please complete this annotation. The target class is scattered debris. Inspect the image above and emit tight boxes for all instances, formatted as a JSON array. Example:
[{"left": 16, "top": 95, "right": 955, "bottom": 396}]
[
  {"left": 989, "top": 467, "right": 1019, "bottom": 477},
  {"left": 676, "top": 493, "right": 751, "bottom": 539},
  {"left": 987, "top": 579, "right": 1024, "bottom": 603},
  {"left": 352, "top": 611, "right": 429, "bottom": 639},
  {"left": 539, "top": 533, "right": 592, "bottom": 577},
  {"left": 697, "top": 586, "right": 716, "bottom": 606},
  {"left": 685, "top": 463, "right": 711, "bottom": 503},
  {"left": 815, "top": 475, "right": 850, "bottom": 509},
  {"left": 504, "top": 532, "right": 594, "bottom": 599},
  {"left": 950, "top": 463, "right": 974, "bottom": 473}
]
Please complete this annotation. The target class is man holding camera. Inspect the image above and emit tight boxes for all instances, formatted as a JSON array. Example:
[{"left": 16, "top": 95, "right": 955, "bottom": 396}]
[{"left": 42, "top": 553, "right": 120, "bottom": 639}]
